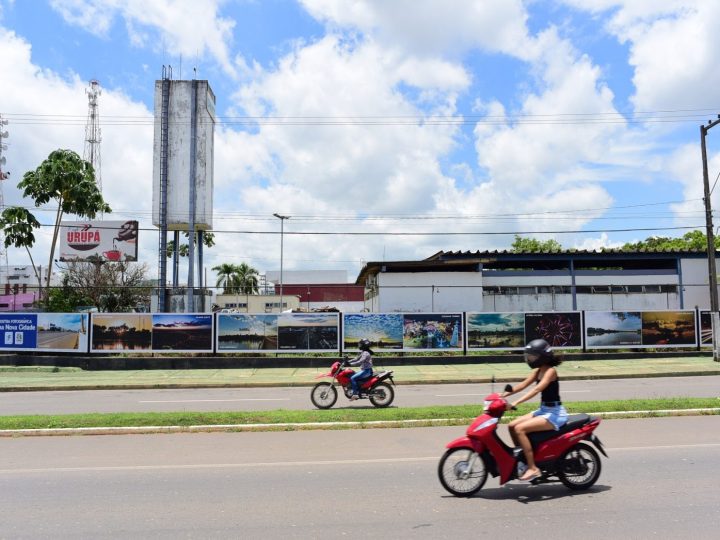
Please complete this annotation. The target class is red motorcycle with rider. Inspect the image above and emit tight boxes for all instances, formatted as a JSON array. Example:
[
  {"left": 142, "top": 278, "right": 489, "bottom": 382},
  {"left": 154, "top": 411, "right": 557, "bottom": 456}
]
[
  {"left": 438, "top": 339, "right": 607, "bottom": 496},
  {"left": 311, "top": 339, "right": 395, "bottom": 409}
]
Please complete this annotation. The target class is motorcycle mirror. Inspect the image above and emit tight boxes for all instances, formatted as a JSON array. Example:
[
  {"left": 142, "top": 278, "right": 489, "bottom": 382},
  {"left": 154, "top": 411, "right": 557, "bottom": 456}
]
[{"left": 504, "top": 384, "right": 513, "bottom": 393}]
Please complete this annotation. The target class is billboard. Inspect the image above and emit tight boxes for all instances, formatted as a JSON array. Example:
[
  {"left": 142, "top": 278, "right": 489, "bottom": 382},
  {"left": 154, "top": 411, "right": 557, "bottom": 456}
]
[
  {"left": 466, "top": 312, "right": 525, "bottom": 350},
  {"left": 90, "top": 313, "right": 214, "bottom": 353},
  {"left": 0, "top": 313, "right": 89, "bottom": 352},
  {"left": 217, "top": 313, "right": 339, "bottom": 353},
  {"left": 59, "top": 220, "right": 138, "bottom": 262},
  {"left": 641, "top": 310, "right": 696, "bottom": 347},
  {"left": 525, "top": 312, "right": 583, "bottom": 348},
  {"left": 585, "top": 310, "right": 697, "bottom": 348},
  {"left": 343, "top": 312, "right": 462, "bottom": 352},
  {"left": 584, "top": 311, "right": 642, "bottom": 348}
]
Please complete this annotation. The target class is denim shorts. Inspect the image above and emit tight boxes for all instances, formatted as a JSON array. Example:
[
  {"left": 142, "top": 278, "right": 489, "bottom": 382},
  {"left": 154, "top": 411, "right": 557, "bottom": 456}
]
[{"left": 532, "top": 404, "right": 568, "bottom": 430}]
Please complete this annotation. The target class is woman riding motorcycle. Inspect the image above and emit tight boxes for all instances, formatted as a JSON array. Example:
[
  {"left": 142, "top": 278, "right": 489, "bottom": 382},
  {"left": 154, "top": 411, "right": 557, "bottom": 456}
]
[
  {"left": 502, "top": 339, "right": 568, "bottom": 481},
  {"left": 347, "top": 338, "right": 374, "bottom": 400}
]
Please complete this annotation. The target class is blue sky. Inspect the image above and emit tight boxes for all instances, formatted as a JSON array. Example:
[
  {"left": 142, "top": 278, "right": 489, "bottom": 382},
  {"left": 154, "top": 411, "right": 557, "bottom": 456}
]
[{"left": 1, "top": 0, "right": 720, "bottom": 285}]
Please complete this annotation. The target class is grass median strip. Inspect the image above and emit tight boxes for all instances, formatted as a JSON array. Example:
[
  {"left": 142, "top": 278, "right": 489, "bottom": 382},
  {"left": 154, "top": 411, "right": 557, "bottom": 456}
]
[{"left": 1, "top": 397, "right": 718, "bottom": 432}]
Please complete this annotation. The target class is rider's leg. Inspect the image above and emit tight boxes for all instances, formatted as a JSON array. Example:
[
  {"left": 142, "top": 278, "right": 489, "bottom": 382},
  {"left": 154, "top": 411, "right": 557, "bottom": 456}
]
[
  {"left": 514, "top": 416, "right": 553, "bottom": 479},
  {"left": 508, "top": 413, "right": 534, "bottom": 447},
  {"left": 350, "top": 368, "right": 372, "bottom": 395}
]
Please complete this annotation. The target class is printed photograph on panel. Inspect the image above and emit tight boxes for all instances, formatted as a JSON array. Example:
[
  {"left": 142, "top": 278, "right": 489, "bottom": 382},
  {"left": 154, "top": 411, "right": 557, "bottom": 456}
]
[
  {"left": 466, "top": 312, "right": 525, "bottom": 349},
  {"left": 277, "top": 313, "right": 339, "bottom": 350},
  {"left": 37, "top": 313, "right": 88, "bottom": 350},
  {"left": 343, "top": 313, "right": 403, "bottom": 350},
  {"left": 217, "top": 314, "right": 278, "bottom": 350},
  {"left": 403, "top": 313, "right": 462, "bottom": 350},
  {"left": 151, "top": 314, "right": 213, "bottom": 351},
  {"left": 525, "top": 312, "right": 582, "bottom": 348},
  {"left": 585, "top": 311, "right": 642, "bottom": 347},
  {"left": 700, "top": 310, "right": 712, "bottom": 345},
  {"left": 641, "top": 311, "right": 696, "bottom": 346},
  {"left": 91, "top": 314, "right": 152, "bottom": 351}
]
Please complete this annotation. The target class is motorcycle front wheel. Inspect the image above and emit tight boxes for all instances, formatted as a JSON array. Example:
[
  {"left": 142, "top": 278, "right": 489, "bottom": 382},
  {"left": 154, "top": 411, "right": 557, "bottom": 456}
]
[
  {"left": 558, "top": 442, "right": 601, "bottom": 490},
  {"left": 369, "top": 382, "right": 395, "bottom": 408},
  {"left": 438, "top": 448, "right": 487, "bottom": 497},
  {"left": 310, "top": 382, "right": 338, "bottom": 409}
]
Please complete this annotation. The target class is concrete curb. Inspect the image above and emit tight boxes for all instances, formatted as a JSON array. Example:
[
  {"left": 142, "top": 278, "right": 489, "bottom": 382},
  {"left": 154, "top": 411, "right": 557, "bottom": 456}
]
[
  {"left": 1, "top": 369, "right": 719, "bottom": 392},
  {"left": 2, "top": 409, "right": 718, "bottom": 437}
]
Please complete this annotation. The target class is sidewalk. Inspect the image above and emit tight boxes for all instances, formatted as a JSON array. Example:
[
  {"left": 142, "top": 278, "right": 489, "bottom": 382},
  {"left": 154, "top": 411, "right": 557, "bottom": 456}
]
[{"left": 1, "top": 356, "right": 718, "bottom": 391}]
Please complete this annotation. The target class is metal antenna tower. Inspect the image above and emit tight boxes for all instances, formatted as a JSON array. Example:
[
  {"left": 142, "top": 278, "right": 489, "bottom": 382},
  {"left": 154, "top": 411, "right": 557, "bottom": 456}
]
[{"left": 83, "top": 79, "right": 103, "bottom": 195}]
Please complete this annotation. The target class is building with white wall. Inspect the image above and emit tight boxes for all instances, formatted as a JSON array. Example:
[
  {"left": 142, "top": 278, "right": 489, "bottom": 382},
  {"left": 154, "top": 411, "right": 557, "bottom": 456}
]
[{"left": 355, "top": 250, "right": 717, "bottom": 313}]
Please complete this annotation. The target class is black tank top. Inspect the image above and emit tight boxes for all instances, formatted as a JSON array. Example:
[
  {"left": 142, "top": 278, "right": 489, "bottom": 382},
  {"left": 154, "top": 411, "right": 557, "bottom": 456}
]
[{"left": 538, "top": 376, "right": 561, "bottom": 403}]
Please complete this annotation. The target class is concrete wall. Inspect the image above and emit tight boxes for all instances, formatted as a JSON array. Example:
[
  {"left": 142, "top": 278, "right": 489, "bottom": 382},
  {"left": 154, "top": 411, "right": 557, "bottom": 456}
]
[{"left": 374, "top": 272, "right": 483, "bottom": 312}]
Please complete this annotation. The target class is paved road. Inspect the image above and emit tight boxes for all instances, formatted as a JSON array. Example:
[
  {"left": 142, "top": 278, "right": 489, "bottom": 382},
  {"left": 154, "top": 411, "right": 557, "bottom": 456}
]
[
  {"left": 0, "top": 375, "right": 717, "bottom": 415},
  {"left": 0, "top": 416, "right": 718, "bottom": 538}
]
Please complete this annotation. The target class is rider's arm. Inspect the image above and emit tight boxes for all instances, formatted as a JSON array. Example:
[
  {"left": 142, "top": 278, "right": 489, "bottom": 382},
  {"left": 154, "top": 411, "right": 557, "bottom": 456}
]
[
  {"left": 501, "top": 370, "right": 537, "bottom": 397},
  {"left": 510, "top": 367, "right": 556, "bottom": 408}
]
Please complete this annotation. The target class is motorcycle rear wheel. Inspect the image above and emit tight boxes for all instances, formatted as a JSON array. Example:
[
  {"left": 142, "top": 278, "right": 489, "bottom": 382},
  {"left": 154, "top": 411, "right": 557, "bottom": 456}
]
[
  {"left": 369, "top": 382, "right": 395, "bottom": 408},
  {"left": 558, "top": 442, "right": 601, "bottom": 490},
  {"left": 310, "top": 382, "right": 338, "bottom": 409},
  {"left": 438, "top": 448, "right": 487, "bottom": 497}
]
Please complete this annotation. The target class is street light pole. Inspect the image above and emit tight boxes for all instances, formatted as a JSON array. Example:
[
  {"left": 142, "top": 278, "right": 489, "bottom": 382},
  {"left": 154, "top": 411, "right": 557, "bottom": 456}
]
[
  {"left": 700, "top": 115, "right": 720, "bottom": 361},
  {"left": 273, "top": 213, "right": 290, "bottom": 313}
]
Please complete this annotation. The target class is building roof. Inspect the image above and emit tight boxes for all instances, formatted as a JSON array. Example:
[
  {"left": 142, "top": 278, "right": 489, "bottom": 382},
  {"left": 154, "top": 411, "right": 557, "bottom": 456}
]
[{"left": 354, "top": 249, "right": 715, "bottom": 285}]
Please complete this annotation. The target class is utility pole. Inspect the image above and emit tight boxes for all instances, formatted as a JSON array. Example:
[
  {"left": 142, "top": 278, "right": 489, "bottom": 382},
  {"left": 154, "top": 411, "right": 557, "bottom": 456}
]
[
  {"left": 700, "top": 114, "right": 720, "bottom": 361},
  {"left": 273, "top": 213, "right": 289, "bottom": 312}
]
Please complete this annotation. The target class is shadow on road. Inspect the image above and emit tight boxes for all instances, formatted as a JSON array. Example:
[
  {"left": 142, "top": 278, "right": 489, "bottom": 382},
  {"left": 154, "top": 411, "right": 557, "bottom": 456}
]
[{"left": 476, "top": 483, "right": 612, "bottom": 503}]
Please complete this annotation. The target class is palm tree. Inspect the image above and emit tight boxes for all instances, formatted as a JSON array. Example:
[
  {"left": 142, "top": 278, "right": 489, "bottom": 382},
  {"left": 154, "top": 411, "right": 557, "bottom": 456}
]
[
  {"left": 213, "top": 263, "right": 241, "bottom": 294},
  {"left": 212, "top": 262, "right": 260, "bottom": 295},
  {"left": 235, "top": 262, "right": 259, "bottom": 294}
]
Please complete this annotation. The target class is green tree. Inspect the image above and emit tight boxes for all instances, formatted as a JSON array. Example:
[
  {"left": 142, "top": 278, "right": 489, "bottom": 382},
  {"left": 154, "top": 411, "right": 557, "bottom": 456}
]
[
  {"left": 0, "top": 207, "right": 43, "bottom": 290},
  {"left": 166, "top": 232, "right": 216, "bottom": 258},
  {"left": 622, "top": 230, "right": 715, "bottom": 251},
  {"left": 212, "top": 262, "right": 260, "bottom": 294},
  {"left": 50, "top": 260, "right": 152, "bottom": 312},
  {"left": 234, "top": 262, "right": 260, "bottom": 294},
  {"left": 16, "top": 149, "right": 111, "bottom": 291},
  {"left": 511, "top": 235, "right": 563, "bottom": 252}
]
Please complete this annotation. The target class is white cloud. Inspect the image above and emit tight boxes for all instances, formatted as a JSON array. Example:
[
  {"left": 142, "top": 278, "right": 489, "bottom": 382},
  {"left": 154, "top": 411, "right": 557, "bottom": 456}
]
[
  {"left": 562, "top": 0, "right": 720, "bottom": 111},
  {"left": 49, "top": 0, "right": 237, "bottom": 76},
  {"left": 301, "top": 0, "right": 535, "bottom": 59},
  {"left": 0, "top": 27, "right": 156, "bottom": 271}
]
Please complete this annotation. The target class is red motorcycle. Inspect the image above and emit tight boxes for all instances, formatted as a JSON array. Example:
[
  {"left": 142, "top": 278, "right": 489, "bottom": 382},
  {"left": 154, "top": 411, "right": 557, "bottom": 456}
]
[
  {"left": 438, "top": 385, "right": 607, "bottom": 497},
  {"left": 310, "top": 359, "right": 395, "bottom": 409}
]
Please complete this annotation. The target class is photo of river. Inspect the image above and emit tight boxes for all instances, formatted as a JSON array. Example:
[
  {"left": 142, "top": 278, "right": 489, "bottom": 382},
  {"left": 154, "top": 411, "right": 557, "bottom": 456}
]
[{"left": 585, "top": 311, "right": 642, "bottom": 348}]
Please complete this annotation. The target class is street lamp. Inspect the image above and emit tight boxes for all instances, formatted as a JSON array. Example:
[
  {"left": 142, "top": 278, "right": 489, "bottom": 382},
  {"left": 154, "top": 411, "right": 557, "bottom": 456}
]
[
  {"left": 273, "top": 213, "right": 290, "bottom": 313},
  {"left": 700, "top": 115, "right": 720, "bottom": 361}
]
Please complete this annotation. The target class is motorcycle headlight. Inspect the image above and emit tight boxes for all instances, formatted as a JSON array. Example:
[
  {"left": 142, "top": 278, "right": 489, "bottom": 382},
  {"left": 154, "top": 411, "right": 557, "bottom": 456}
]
[{"left": 483, "top": 400, "right": 492, "bottom": 411}]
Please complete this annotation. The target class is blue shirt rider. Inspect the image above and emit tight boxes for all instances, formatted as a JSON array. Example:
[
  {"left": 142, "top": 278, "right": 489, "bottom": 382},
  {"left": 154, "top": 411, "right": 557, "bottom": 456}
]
[{"left": 348, "top": 338, "right": 374, "bottom": 400}]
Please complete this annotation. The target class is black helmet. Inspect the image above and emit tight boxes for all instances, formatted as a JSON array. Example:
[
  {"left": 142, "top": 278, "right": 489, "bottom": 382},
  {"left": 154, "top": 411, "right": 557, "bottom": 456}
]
[
  {"left": 524, "top": 339, "right": 552, "bottom": 368},
  {"left": 358, "top": 338, "right": 372, "bottom": 351}
]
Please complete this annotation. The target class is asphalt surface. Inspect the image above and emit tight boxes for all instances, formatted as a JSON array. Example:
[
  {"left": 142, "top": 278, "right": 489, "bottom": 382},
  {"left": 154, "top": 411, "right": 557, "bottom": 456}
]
[
  {"left": 1, "top": 375, "right": 718, "bottom": 415},
  {"left": 1, "top": 416, "right": 718, "bottom": 538},
  {"left": 2, "top": 355, "right": 719, "bottom": 391}
]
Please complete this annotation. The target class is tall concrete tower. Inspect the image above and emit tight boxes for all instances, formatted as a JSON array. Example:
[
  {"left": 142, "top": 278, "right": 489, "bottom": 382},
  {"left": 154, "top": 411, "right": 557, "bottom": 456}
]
[{"left": 83, "top": 80, "right": 103, "bottom": 195}]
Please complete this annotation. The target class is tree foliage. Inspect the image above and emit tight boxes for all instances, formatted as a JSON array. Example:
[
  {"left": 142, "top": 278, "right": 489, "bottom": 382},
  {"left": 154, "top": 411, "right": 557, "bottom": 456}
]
[
  {"left": 166, "top": 231, "right": 216, "bottom": 258},
  {"left": 0, "top": 207, "right": 43, "bottom": 289},
  {"left": 510, "top": 235, "right": 563, "bottom": 252},
  {"left": 49, "top": 261, "right": 152, "bottom": 312},
  {"left": 16, "top": 149, "right": 111, "bottom": 291},
  {"left": 212, "top": 262, "right": 260, "bottom": 294},
  {"left": 621, "top": 230, "right": 714, "bottom": 251}
]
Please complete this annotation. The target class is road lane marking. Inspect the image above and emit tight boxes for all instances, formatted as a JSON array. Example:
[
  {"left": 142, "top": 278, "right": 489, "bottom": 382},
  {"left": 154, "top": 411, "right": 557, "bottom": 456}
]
[
  {"left": 3, "top": 444, "right": 720, "bottom": 475},
  {"left": 138, "top": 398, "right": 291, "bottom": 403},
  {"left": 0, "top": 456, "right": 440, "bottom": 474}
]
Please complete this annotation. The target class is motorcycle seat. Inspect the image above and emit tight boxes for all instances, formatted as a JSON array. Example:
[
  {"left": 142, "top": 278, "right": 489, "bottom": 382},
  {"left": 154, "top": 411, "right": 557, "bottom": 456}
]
[{"left": 528, "top": 414, "right": 591, "bottom": 445}]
